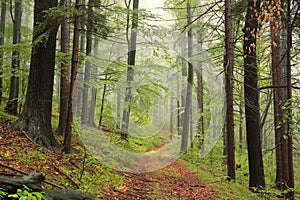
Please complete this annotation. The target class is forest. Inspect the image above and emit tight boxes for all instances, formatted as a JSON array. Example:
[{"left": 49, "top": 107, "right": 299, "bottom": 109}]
[{"left": 0, "top": 0, "right": 299, "bottom": 199}]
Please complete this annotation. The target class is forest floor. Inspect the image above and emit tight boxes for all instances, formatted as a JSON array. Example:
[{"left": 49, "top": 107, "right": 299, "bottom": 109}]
[{"left": 0, "top": 117, "right": 218, "bottom": 199}]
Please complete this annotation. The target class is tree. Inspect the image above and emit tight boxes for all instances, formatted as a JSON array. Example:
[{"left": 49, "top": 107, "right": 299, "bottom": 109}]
[
  {"left": 81, "top": 0, "right": 93, "bottom": 125},
  {"left": 286, "top": 0, "right": 294, "bottom": 197},
  {"left": 225, "top": 0, "right": 235, "bottom": 180},
  {"left": 14, "top": 0, "right": 59, "bottom": 149},
  {"left": 63, "top": 0, "right": 81, "bottom": 154},
  {"left": 243, "top": 0, "right": 265, "bottom": 189},
  {"left": 5, "top": 0, "right": 22, "bottom": 115},
  {"left": 0, "top": 1, "right": 6, "bottom": 105},
  {"left": 268, "top": 0, "right": 287, "bottom": 189},
  {"left": 57, "top": 0, "right": 71, "bottom": 135},
  {"left": 180, "top": 1, "right": 193, "bottom": 153},
  {"left": 121, "top": 0, "right": 139, "bottom": 139},
  {"left": 87, "top": 38, "right": 98, "bottom": 127},
  {"left": 196, "top": 34, "right": 204, "bottom": 151}
]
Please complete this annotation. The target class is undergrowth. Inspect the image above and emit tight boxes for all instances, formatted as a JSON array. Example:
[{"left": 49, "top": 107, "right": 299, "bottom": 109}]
[{"left": 180, "top": 138, "right": 299, "bottom": 200}]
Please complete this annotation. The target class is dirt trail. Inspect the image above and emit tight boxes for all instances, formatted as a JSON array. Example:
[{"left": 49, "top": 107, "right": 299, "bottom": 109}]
[
  {"left": 0, "top": 118, "right": 217, "bottom": 199},
  {"left": 106, "top": 161, "right": 217, "bottom": 199}
]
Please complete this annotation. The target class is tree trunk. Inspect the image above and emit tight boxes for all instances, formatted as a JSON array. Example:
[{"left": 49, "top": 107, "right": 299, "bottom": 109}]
[
  {"left": 116, "top": 92, "right": 121, "bottom": 129},
  {"left": 14, "top": 0, "right": 59, "bottom": 149},
  {"left": 170, "top": 96, "right": 174, "bottom": 133},
  {"left": 63, "top": 0, "right": 81, "bottom": 154},
  {"left": 180, "top": 2, "right": 193, "bottom": 153},
  {"left": 196, "top": 35, "right": 204, "bottom": 150},
  {"left": 74, "top": 0, "right": 86, "bottom": 117},
  {"left": 81, "top": 0, "right": 93, "bottom": 125},
  {"left": 225, "top": 0, "right": 235, "bottom": 180},
  {"left": 98, "top": 75, "right": 107, "bottom": 128},
  {"left": 57, "top": 0, "right": 70, "bottom": 135},
  {"left": 121, "top": 0, "right": 139, "bottom": 139},
  {"left": 243, "top": 0, "right": 265, "bottom": 189},
  {"left": 286, "top": 0, "right": 294, "bottom": 197},
  {"left": 87, "top": 38, "right": 98, "bottom": 127},
  {"left": 239, "top": 95, "right": 243, "bottom": 149},
  {"left": 270, "top": 7, "right": 285, "bottom": 187},
  {"left": 5, "top": 0, "right": 22, "bottom": 115},
  {"left": 0, "top": 172, "right": 94, "bottom": 200},
  {"left": 179, "top": 39, "right": 187, "bottom": 136},
  {"left": 0, "top": 1, "right": 6, "bottom": 105}
]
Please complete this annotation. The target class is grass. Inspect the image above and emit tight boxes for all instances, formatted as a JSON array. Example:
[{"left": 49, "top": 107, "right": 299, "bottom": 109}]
[{"left": 180, "top": 139, "right": 300, "bottom": 200}]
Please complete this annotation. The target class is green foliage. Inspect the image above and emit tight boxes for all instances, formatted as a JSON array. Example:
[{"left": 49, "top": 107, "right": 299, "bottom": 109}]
[
  {"left": 179, "top": 136, "right": 300, "bottom": 199},
  {"left": 0, "top": 188, "right": 7, "bottom": 198},
  {"left": 8, "top": 185, "right": 46, "bottom": 200}
]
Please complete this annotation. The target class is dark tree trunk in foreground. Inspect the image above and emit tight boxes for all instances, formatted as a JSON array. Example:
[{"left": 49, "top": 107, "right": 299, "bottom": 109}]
[
  {"left": 14, "top": 0, "right": 59, "bottom": 149},
  {"left": 5, "top": 0, "right": 22, "bottom": 115},
  {"left": 0, "top": 1, "right": 6, "bottom": 104},
  {"left": 243, "top": 0, "right": 265, "bottom": 189},
  {"left": 57, "top": 0, "right": 70, "bottom": 135},
  {"left": 121, "top": 0, "right": 139, "bottom": 139},
  {"left": 63, "top": 0, "right": 81, "bottom": 154},
  {"left": 180, "top": 2, "right": 193, "bottom": 153},
  {"left": 270, "top": 3, "right": 285, "bottom": 188}
]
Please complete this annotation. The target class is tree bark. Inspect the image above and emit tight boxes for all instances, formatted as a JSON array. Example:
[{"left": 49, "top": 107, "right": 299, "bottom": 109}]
[
  {"left": 270, "top": 6, "right": 285, "bottom": 187},
  {"left": 180, "top": 2, "right": 193, "bottom": 153},
  {"left": 121, "top": 0, "right": 139, "bottom": 139},
  {"left": 74, "top": 0, "right": 86, "bottom": 117},
  {"left": 286, "top": 0, "right": 294, "bottom": 198},
  {"left": 98, "top": 74, "right": 107, "bottom": 128},
  {"left": 63, "top": 0, "right": 81, "bottom": 154},
  {"left": 225, "top": 0, "right": 235, "bottom": 180},
  {"left": 0, "top": 1, "right": 6, "bottom": 105},
  {"left": 196, "top": 35, "right": 204, "bottom": 150},
  {"left": 243, "top": 0, "right": 265, "bottom": 189},
  {"left": 5, "top": 0, "right": 22, "bottom": 115},
  {"left": 81, "top": 0, "right": 93, "bottom": 125},
  {"left": 14, "top": 0, "right": 59, "bottom": 149},
  {"left": 87, "top": 38, "right": 98, "bottom": 127},
  {"left": 57, "top": 0, "right": 71, "bottom": 136}
]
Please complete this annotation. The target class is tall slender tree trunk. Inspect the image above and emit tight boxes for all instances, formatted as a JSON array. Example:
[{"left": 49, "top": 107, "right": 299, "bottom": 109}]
[
  {"left": 243, "top": 0, "right": 265, "bottom": 189},
  {"left": 57, "top": 0, "right": 70, "bottom": 135},
  {"left": 286, "top": 0, "right": 294, "bottom": 197},
  {"left": 170, "top": 96, "right": 174, "bottom": 133},
  {"left": 196, "top": 35, "right": 204, "bottom": 150},
  {"left": 179, "top": 39, "right": 187, "bottom": 136},
  {"left": 74, "top": 0, "right": 86, "bottom": 116},
  {"left": 63, "top": 0, "right": 81, "bottom": 154},
  {"left": 88, "top": 38, "right": 98, "bottom": 127},
  {"left": 121, "top": 0, "right": 139, "bottom": 139},
  {"left": 98, "top": 74, "right": 107, "bottom": 128},
  {"left": 238, "top": 95, "right": 243, "bottom": 149},
  {"left": 81, "top": 0, "right": 93, "bottom": 125},
  {"left": 5, "top": 0, "right": 22, "bottom": 115},
  {"left": 225, "top": 0, "right": 235, "bottom": 180},
  {"left": 270, "top": 5, "right": 285, "bottom": 187},
  {"left": 0, "top": 1, "right": 6, "bottom": 105},
  {"left": 180, "top": 2, "right": 193, "bottom": 153},
  {"left": 14, "top": 0, "right": 59, "bottom": 149}
]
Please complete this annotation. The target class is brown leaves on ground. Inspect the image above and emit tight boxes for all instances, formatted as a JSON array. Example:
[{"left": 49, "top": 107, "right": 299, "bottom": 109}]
[
  {"left": 0, "top": 117, "right": 217, "bottom": 199},
  {"left": 107, "top": 161, "right": 217, "bottom": 199}
]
